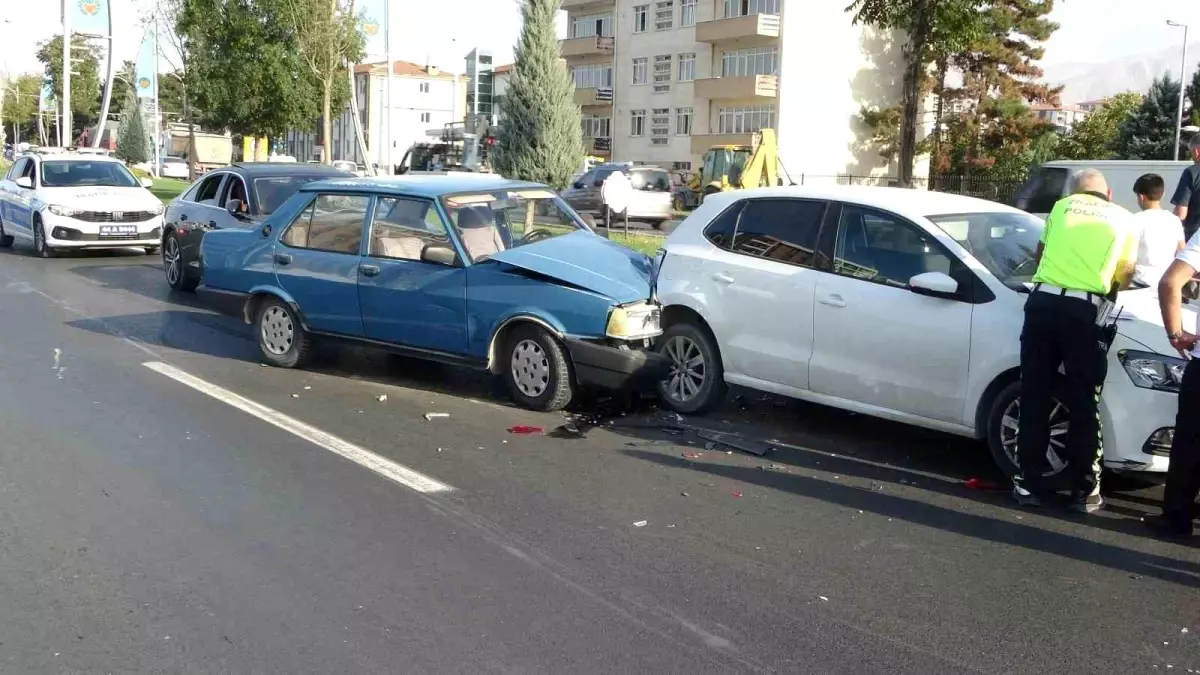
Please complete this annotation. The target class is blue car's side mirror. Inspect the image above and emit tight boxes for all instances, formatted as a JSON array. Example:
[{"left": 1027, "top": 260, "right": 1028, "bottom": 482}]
[{"left": 261, "top": 224, "right": 272, "bottom": 238}]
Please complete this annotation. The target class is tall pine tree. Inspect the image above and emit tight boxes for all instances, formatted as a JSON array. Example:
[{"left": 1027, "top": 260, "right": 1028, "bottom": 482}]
[
  {"left": 115, "top": 89, "right": 150, "bottom": 165},
  {"left": 1115, "top": 74, "right": 1181, "bottom": 160},
  {"left": 1187, "top": 66, "right": 1200, "bottom": 126},
  {"left": 493, "top": 0, "right": 583, "bottom": 189}
]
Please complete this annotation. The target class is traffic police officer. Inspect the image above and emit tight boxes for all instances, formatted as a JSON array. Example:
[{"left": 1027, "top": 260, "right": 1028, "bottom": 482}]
[{"left": 1014, "top": 169, "right": 1137, "bottom": 513}]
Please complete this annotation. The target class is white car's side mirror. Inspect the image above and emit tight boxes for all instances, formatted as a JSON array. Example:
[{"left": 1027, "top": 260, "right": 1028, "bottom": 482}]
[
  {"left": 909, "top": 271, "right": 959, "bottom": 298},
  {"left": 140, "top": 177, "right": 154, "bottom": 189},
  {"left": 14, "top": 176, "right": 32, "bottom": 189}
]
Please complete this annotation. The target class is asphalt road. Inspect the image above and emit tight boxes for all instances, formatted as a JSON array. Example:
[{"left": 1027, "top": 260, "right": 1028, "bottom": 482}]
[{"left": 0, "top": 243, "right": 1195, "bottom": 674}]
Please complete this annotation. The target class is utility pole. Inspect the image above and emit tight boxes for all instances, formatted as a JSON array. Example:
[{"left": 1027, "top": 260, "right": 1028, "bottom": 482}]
[
  {"left": 1168, "top": 20, "right": 1190, "bottom": 160},
  {"left": 61, "top": 0, "right": 72, "bottom": 147},
  {"left": 93, "top": 0, "right": 115, "bottom": 148},
  {"left": 383, "top": 0, "right": 391, "bottom": 175}
]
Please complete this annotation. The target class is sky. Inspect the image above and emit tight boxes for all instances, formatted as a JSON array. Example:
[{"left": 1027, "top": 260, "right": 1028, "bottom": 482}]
[{"left": 2, "top": 0, "right": 1199, "bottom": 78}]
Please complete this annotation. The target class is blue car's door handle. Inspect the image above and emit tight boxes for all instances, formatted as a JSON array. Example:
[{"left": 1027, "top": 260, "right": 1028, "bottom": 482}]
[
  {"left": 359, "top": 264, "right": 380, "bottom": 277},
  {"left": 274, "top": 253, "right": 292, "bottom": 265}
]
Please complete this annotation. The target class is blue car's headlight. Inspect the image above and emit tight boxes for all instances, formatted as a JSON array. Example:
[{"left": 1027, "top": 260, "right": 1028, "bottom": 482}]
[
  {"left": 1118, "top": 350, "right": 1186, "bottom": 393},
  {"left": 606, "top": 302, "right": 662, "bottom": 340}
]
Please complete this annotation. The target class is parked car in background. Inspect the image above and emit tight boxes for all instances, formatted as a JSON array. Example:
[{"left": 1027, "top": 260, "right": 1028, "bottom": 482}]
[
  {"left": 562, "top": 163, "right": 674, "bottom": 229},
  {"left": 655, "top": 185, "right": 1179, "bottom": 484},
  {"left": 161, "top": 162, "right": 351, "bottom": 291},
  {"left": 0, "top": 152, "right": 164, "bottom": 257},
  {"left": 331, "top": 160, "right": 366, "bottom": 176},
  {"left": 196, "top": 175, "right": 666, "bottom": 411},
  {"left": 160, "top": 156, "right": 190, "bottom": 180},
  {"left": 1016, "top": 160, "right": 1193, "bottom": 216}
]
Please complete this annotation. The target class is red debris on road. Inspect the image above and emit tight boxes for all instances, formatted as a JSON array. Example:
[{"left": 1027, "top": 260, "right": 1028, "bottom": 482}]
[{"left": 507, "top": 425, "right": 544, "bottom": 435}]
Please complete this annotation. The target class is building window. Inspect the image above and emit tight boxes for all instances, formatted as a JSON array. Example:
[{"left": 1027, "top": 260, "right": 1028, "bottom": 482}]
[
  {"left": 680, "top": 0, "right": 696, "bottom": 26},
  {"left": 632, "top": 57, "right": 649, "bottom": 85},
  {"left": 570, "top": 12, "right": 613, "bottom": 38},
  {"left": 675, "top": 107, "right": 693, "bottom": 135},
  {"left": 581, "top": 114, "right": 612, "bottom": 138},
  {"left": 677, "top": 53, "right": 695, "bottom": 82},
  {"left": 633, "top": 5, "right": 649, "bottom": 32},
  {"left": 723, "top": 0, "right": 780, "bottom": 18},
  {"left": 571, "top": 64, "right": 613, "bottom": 89},
  {"left": 672, "top": 161, "right": 692, "bottom": 170},
  {"left": 651, "top": 108, "right": 670, "bottom": 145},
  {"left": 419, "top": 82, "right": 430, "bottom": 93},
  {"left": 630, "top": 109, "right": 646, "bottom": 136},
  {"left": 655, "top": 1, "right": 673, "bottom": 30},
  {"left": 420, "top": 112, "right": 431, "bottom": 123},
  {"left": 722, "top": 45, "right": 779, "bottom": 77},
  {"left": 653, "top": 55, "right": 672, "bottom": 93},
  {"left": 717, "top": 105, "right": 776, "bottom": 133}
]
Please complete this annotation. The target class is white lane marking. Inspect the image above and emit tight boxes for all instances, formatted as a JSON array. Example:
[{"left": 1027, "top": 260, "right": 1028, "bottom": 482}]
[{"left": 142, "top": 361, "right": 454, "bottom": 494}]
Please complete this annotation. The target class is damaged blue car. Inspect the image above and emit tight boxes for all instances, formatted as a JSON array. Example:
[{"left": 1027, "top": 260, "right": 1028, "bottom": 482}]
[{"left": 196, "top": 175, "right": 667, "bottom": 411}]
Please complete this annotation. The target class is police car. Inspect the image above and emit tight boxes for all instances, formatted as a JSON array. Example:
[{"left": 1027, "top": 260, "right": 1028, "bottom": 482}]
[{"left": 0, "top": 152, "right": 165, "bottom": 257}]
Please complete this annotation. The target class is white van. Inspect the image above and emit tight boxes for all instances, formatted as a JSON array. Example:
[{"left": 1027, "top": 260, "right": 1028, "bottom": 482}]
[{"left": 1015, "top": 160, "right": 1194, "bottom": 216}]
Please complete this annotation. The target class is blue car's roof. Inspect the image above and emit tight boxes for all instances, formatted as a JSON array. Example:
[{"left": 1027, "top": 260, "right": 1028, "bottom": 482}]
[{"left": 301, "top": 174, "right": 548, "bottom": 197}]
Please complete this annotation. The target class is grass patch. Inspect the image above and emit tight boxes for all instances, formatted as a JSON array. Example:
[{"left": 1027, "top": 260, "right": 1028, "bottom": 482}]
[
  {"left": 607, "top": 231, "right": 665, "bottom": 256},
  {"left": 151, "top": 177, "right": 189, "bottom": 204}
]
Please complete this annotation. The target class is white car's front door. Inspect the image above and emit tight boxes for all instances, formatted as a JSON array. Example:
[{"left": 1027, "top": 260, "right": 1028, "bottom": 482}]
[
  {"left": 808, "top": 204, "right": 973, "bottom": 423},
  {"left": 702, "top": 197, "right": 827, "bottom": 390}
]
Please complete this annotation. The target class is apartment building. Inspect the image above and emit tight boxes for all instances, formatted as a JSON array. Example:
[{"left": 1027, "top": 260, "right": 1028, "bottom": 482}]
[
  {"left": 1031, "top": 104, "right": 1089, "bottom": 133},
  {"left": 560, "top": 0, "right": 918, "bottom": 178},
  {"left": 282, "top": 60, "right": 466, "bottom": 171}
]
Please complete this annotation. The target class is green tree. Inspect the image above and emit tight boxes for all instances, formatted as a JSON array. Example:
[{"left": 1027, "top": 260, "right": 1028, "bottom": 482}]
[
  {"left": 114, "top": 89, "right": 150, "bottom": 164},
  {"left": 493, "top": 0, "right": 584, "bottom": 189},
  {"left": 2, "top": 74, "right": 43, "bottom": 145},
  {"left": 1115, "top": 75, "right": 1182, "bottom": 160},
  {"left": 285, "top": 0, "right": 362, "bottom": 164},
  {"left": 105, "top": 60, "right": 135, "bottom": 119},
  {"left": 35, "top": 35, "right": 103, "bottom": 136},
  {"left": 1056, "top": 92, "right": 1141, "bottom": 160},
  {"left": 1187, "top": 66, "right": 1200, "bottom": 126},
  {"left": 179, "top": 0, "right": 320, "bottom": 140}
]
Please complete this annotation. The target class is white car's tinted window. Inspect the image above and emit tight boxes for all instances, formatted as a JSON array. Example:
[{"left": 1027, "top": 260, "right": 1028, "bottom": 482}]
[
  {"left": 703, "top": 201, "right": 743, "bottom": 248},
  {"left": 727, "top": 198, "right": 826, "bottom": 269},
  {"left": 834, "top": 206, "right": 955, "bottom": 289}
]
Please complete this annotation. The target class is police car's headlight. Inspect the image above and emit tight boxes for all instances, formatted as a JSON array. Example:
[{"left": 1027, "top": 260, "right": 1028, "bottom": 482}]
[
  {"left": 606, "top": 302, "right": 662, "bottom": 340},
  {"left": 47, "top": 204, "right": 80, "bottom": 217},
  {"left": 1118, "top": 350, "right": 1186, "bottom": 393}
]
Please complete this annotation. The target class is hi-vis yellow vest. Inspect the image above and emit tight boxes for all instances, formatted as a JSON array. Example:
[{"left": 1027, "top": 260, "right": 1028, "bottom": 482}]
[{"left": 1033, "top": 193, "right": 1137, "bottom": 295}]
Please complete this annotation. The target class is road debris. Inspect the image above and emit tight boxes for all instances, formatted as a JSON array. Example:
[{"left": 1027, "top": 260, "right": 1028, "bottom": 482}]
[
  {"left": 424, "top": 412, "right": 450, "bottom": 421},
  {"left": 698, "top": 430, "right": 772, "bottom": 457},
  {"left": 681, "top": 451, "right": 703, "bottom": 460},
  {"left": 508, "top": 425, "right": 543, "bottom": 435},
  {"left": 376, "top": 394, "right": 388, "bottom": 402},
  {"left": 549, "top": 422, "right": 585, "bottom": 439},
  {"left": 633, "top": 520, "right": 648, "bottom": 527},
  {"left": 303, "top": 386, "right": 311, "bottom": 390},
  {"left": 819, "top": 596, "right": 829, "bottom": 602},
  {"left": 291, "top": 394, "right": 299, "bottom": 398},
  {"left": 731, "top": 491, "right": 743, "bottom": 498},
  {"left": 964, "top": 477, "right": 1006, "bottom": 492},
  {"left": 680, "top": 491, "right": 689, "bottom": 497}
]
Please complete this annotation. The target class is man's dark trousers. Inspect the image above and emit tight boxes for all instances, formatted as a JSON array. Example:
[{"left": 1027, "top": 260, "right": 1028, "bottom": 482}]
[
  {"left": 1163, "top": 359, "right": 1200, "bottom": 534},
  {"left": 1017, "top": 291, "right": 1108, "bottom": 497}
]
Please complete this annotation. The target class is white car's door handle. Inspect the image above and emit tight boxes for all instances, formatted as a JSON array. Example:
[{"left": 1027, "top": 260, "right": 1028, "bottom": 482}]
[
  {"left": 712, "top": 272, "right": 735, "bottom": 285},
  {"left": 819, "top": 294, "right": 846, "bottom": 308}
]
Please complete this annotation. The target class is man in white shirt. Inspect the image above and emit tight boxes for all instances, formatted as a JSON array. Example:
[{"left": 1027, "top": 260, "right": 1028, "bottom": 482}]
[
  {"left": 1152, "top": 232, "right": 1200, "bottom": 539},
  {"left": 1132, "top": 174, "right": 1186, "bottom": 287}
]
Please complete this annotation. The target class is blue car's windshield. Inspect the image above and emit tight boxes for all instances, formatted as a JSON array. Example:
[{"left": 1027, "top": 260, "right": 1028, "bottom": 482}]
[{"left": 441, "top": 189, "right": 588, "bottom": 264}]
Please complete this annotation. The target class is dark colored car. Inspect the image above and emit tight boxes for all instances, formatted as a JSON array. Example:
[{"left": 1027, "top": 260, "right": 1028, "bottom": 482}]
[{"left": 161, "top": 162, "right": 351, "bottom": 291}]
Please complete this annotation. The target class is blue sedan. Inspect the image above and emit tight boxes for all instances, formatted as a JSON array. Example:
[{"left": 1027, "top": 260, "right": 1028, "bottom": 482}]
[{"left": 196, "top": 175, "right": 667, "bottom": 411}]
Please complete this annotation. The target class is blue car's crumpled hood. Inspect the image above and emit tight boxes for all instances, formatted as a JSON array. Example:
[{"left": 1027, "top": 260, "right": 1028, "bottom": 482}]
[{"left": 487, "top": 230, "right": 655, "bottom": 304}]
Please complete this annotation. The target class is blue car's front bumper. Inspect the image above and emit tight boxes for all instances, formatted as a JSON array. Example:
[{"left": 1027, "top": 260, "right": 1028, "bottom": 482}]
[{"left": 565, "top": 339, "right": 669, "bottom": 392}]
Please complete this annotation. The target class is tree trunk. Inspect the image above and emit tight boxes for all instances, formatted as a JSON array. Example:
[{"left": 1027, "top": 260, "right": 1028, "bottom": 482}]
[
  {"left": 183, "top": 85, "right": 198, "bottom": 181},
  {"left": 897, "top": 0, "right": 930, "bottom": 188},
  {"left": 929, "top": 54, "right": 948, "bottom": 184},
  {"left": 322, "top": 78, "right": 333, "bottom": 165}
]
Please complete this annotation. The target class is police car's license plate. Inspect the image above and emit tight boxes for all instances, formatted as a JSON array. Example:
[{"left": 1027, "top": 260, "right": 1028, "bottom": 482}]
[{"left": 99, "top": 225, "right": 137, "bottom": 236}]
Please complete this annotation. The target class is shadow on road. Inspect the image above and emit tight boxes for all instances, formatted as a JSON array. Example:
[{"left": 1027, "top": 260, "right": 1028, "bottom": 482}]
[{"left": 621, "top": 448, "right": 1199, "bottom": 588}]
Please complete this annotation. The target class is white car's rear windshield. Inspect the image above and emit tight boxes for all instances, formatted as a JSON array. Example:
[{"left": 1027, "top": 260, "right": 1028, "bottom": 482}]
[
  {"left": 40, "top": 161, "right": 140, "bottom": 188},
  {"left": 927, "top": 211, "right": 1044, "bottom": 288}
]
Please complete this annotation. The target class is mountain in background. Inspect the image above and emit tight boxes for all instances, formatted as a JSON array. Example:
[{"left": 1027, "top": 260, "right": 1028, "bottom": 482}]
[{"left": 1044, "top": 41, "right": 1200, "bottom": 104}]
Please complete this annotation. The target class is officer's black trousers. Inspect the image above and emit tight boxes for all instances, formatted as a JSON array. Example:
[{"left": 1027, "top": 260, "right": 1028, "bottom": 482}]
[
  {"left": 1163, "top": 359, "right": 1200, "bottom": 533},
  {"left": 1016, "top": 291, "right": 1107, "bottom": 497}
]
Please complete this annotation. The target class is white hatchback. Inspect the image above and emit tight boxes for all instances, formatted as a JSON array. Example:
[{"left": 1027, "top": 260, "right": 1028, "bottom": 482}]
[{"left": 655, "top": 185, "right": 1184, "bottom": 482}]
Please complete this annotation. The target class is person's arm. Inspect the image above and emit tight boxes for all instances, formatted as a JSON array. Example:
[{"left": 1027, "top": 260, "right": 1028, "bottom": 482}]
[
  {"left": 1159, "top": 259, "right": 1199, "bottom": 357},
  {"left": 1115, "top": 224, "right": 1139, "bottom": 289},
  {"left": 1034, "top": 241, "right": 1044, "bottom": 266},
  {"left": 1171, "top": 171, "right": 1194, "bottom": 222}
]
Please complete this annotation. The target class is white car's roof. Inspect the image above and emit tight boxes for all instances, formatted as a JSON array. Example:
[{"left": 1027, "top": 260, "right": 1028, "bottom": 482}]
[
  {"left": 30, "top": 153, "right": 124, "bottom": 164},
  {"left": 702, "top": 185, "right": 1025, "bottom": 222}
]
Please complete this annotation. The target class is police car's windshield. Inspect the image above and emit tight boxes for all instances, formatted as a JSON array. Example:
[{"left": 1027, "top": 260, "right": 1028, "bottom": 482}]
[
  {"left": 927, "top": 211, "right": 1044, "bottom": 289},
  {"left": 40, "top": 160, "right": 140, "bottom": 188}
]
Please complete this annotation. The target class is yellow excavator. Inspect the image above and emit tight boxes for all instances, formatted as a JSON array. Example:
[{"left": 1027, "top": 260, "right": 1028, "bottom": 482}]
[{"left": 693, "top": 128, "right": 783, "bottom": 204}]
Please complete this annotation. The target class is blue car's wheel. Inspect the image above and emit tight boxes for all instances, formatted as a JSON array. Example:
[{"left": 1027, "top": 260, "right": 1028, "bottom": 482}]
[
  {"left": 504, "top": 324, "right": 573, "bottom": 411},
  {"left": 256, "top": 298, "right": 313, "bottom": 369}
]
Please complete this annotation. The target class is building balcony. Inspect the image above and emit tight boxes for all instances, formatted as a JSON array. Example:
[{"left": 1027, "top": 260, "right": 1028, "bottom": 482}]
[
  {"left": 584, "top": 137, "right": 611, "bottom": 156},
  {"left": 559, "top": 35, "right": 615, "bottom": 59},
  {"left": 561, "top": 0, "right": 614, "bottom": 9},
  {"left": 694, "top": 74, "right": 778, "bottom": 100},
  {"left": 690, "top": 132, "right": 758, "bottom": 156},
  {"left": 573, "top": 87, "right": 614, "bottom": 107},
  {"left": 695, "top": 12, "right": 781, "bottom": 46}
]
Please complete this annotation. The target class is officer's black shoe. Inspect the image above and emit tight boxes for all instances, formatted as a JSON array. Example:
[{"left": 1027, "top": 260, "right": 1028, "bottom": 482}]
[
  {"left": 1069, "top": 492, "right": 1104, "bottom": 514},
  {"left": 1142, "top": 513, "right": 1194, "bottom": 539},
  {"left": 1012, "top": 485, "right": 1042, "bottom": 507}
]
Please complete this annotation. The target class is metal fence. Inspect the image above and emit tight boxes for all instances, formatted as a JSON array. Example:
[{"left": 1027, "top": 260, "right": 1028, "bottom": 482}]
[{"left": 788, "top": 173, "right": 1027, "bottom": 207}]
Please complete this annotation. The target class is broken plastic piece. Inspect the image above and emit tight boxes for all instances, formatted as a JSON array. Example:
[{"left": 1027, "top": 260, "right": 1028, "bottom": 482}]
[
  {"left": 964, "top": 477, "right": 1006, "bottom": 492},
  {"left": 682, "top": 451, "right": 702, "bottom": 460},
  {"left": 377, "top": 394, "right": 388, "bottom": 402},
  {"left": 508, "top": 425, "right": 543, "bottom": 435},
  {"left": 698, "top": 430, "right": 772, "bottom": 457},
  {"left": 633, "top": 520, "right": 648, "bottom": 527},
  {"left": 731, "top": 491, "right": 743, "bottom": 498},
  {"left": 424, "top": 412, "right": 450, "bottom": 421}
]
